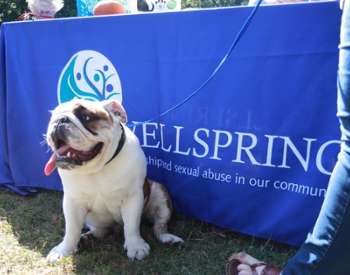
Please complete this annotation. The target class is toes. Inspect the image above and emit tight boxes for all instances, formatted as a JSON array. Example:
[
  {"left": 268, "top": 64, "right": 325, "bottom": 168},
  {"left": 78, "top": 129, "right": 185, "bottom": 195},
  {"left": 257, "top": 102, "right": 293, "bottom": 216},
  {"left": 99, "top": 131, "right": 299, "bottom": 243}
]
[
  {"left": 228, "top": 251, "right": 247, "bottom": 261},
  {"left": 229, "top": 251, "right": 264, "bottom": 266},
  {"left": 124, "top": 238, "right": 150, "bottom": 260},
  {"left": 227, "top": 252, "right": 267, "bottom": 275},
  {"left": 237, "top": 263, "right": 254, "bottom": 272},
  {"left": 46, "top": 247, "right": 66, "bottom": 263},
  {"left": 46, "top": 251, "right": 63, "bottom": 263},
  {"left": 158, "top": 233, "right": 184, "bottom": 244}
]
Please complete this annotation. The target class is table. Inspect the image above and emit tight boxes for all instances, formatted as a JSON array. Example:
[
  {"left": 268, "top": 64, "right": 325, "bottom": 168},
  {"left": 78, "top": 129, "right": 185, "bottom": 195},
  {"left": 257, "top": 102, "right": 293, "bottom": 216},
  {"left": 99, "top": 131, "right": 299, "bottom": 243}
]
[{"left": 0, "top": 1, "right": 341, "bottom": 245}]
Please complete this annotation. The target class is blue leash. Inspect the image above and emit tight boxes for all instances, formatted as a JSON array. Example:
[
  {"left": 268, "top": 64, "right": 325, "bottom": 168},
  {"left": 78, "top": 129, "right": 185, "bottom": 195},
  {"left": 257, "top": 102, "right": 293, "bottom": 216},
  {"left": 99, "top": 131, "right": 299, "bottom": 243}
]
[{"left": 128, "top": 0, "right": 264, "bottom": 128}]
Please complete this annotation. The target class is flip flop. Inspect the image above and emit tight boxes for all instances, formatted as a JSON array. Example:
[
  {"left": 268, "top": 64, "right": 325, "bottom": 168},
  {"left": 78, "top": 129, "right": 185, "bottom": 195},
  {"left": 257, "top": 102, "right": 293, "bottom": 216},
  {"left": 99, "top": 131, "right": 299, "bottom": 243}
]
[{"left": 225, "top": 257, "right": 281, "bottom": 275}]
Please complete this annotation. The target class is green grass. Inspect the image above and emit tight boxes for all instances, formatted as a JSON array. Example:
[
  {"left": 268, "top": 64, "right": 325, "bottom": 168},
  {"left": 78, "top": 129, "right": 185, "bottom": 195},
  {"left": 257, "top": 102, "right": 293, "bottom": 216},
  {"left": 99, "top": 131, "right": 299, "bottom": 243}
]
[{"left": 0, "top": 188, "right": 295, "bottom": 274}]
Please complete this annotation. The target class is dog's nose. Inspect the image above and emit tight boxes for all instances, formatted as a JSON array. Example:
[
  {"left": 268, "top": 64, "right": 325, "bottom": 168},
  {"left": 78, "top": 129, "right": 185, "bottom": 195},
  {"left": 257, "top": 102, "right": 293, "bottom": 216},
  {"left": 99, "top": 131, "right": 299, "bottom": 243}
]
[
  {"left": 58, "top": 116, "right": 70, "bottom": 124},
  {"left": 51, "top": 117, "right": 71, "bottom": 145}
]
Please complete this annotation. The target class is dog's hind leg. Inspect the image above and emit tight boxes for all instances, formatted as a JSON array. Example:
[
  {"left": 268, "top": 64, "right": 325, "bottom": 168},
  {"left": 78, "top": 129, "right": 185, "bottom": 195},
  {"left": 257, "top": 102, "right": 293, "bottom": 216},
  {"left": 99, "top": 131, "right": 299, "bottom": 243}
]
[{"left": 143, "top": 180, "right": 184, "bottom": 244}]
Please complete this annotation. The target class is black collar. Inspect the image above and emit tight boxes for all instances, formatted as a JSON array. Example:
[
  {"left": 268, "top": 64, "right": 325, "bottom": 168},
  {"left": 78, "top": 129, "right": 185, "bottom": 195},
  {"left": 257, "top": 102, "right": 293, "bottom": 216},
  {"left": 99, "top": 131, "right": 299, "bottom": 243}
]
[{"left": 105, "top": 123, "right": 126, "bottom": 165}]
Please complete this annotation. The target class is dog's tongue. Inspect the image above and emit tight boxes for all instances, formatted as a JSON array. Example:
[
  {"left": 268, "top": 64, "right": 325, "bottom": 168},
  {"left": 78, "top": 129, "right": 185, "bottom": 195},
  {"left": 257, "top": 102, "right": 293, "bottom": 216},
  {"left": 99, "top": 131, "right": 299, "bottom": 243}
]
[
  {"left": 44, "top": 145, "right": 70, "bottom": 176},
  {"left": 44, "top": 153, "right": 57, "bottom": 176}
]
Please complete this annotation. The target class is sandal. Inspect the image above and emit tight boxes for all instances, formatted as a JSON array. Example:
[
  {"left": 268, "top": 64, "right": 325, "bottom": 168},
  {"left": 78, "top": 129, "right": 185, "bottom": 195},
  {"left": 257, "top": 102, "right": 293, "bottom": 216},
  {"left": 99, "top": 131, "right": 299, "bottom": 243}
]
[{"left": 225, "top": 257, "right": 281, "bottom": 275}]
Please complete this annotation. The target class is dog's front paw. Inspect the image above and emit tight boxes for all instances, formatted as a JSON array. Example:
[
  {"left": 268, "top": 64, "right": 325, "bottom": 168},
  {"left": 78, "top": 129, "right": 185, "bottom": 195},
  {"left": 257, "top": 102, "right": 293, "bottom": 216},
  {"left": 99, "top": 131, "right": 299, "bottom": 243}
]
[
  {"left": 124, "top": 237, "right": 150, "bottom": 260},
  {"left": 46, "top": 244, "right": 74, "bottom": 263}
]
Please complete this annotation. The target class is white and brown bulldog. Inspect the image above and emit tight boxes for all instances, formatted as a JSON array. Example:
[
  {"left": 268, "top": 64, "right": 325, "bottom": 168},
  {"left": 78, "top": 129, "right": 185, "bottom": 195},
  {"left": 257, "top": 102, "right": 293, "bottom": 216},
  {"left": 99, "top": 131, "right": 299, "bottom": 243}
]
[{"left": 44, "top": 99, "right": 183, "bottom": 263}]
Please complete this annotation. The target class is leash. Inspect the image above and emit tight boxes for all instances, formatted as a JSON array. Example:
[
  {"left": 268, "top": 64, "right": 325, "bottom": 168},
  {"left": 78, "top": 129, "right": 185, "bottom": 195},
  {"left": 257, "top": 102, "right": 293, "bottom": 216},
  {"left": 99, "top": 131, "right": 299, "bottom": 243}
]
[{"left": 127, "top": 0, "right": 264, "bottom": 128}]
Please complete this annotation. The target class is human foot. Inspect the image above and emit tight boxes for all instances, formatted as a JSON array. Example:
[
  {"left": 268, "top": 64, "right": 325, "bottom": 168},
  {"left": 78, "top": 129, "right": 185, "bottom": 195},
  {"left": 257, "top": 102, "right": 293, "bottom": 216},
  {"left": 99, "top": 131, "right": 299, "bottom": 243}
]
[{"left": 225, "top": 252, "right": 281, "bottom": 275}]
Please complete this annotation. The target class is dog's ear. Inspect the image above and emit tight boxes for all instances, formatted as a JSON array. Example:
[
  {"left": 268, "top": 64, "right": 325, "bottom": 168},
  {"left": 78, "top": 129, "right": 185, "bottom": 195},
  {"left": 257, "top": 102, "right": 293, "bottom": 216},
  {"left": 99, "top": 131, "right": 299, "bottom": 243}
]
[{"left": 103, "top": 100, "right": 127, "bottom": 124}]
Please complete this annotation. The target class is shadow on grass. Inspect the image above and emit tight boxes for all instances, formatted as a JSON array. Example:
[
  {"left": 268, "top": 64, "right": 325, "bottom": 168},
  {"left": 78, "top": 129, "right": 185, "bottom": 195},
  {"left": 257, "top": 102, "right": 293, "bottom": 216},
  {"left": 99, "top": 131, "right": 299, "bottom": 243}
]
[{"left": 0, "top": 188, "right": 295, "bottom": 274}]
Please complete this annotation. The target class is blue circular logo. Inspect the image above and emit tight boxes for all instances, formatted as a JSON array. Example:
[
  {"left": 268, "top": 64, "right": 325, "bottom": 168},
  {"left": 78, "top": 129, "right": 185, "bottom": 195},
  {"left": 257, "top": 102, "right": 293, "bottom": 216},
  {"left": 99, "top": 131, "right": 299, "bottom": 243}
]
[{"left": 57, "top": 50, "right": 122, "bottom": 104}]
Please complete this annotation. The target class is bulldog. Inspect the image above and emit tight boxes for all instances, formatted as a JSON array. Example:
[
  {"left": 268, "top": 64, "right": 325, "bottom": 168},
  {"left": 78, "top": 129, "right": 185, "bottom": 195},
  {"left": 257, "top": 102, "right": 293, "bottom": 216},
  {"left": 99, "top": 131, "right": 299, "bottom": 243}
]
[{"left": 44, "top": 99, "right": 183, "bottom": 263}]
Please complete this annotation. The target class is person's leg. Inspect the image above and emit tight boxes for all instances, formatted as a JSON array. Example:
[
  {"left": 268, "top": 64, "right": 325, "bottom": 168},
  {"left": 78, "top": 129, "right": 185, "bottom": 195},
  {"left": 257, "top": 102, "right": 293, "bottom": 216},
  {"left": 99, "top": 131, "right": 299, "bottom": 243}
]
[
  {"left": 227, "top": 159, "right": 350, "bottom": 275},
  {"left": 226, "top": 2, "right": 350, "bottom": 275},
  {"left": 282, "top": 160, "right": 350, "bottom": 275},
  {"left": 282, "top": 1, "right": 350, "bottom": 274}
]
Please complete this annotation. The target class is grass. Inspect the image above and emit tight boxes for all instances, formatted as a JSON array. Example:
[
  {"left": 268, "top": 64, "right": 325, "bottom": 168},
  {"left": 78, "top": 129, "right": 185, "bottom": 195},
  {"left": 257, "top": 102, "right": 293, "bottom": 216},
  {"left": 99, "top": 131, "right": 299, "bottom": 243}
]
[{"left": 0, "top": 188, "right": 295, "bottom": 274}]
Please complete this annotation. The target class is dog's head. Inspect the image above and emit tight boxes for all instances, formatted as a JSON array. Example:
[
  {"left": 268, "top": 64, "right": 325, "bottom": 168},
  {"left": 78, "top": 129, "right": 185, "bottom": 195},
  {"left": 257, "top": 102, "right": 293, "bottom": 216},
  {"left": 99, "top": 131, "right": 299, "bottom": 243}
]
[{"left": 44, "top": 99, "right": 127, "bottom": 175}]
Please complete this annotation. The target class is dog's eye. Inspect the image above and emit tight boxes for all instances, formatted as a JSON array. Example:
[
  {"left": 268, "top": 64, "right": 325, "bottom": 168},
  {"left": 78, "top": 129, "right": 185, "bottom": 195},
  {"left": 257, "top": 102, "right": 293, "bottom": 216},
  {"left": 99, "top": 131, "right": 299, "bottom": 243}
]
[
  {"left": 82, "top": 114, "right": 91, "bottom": 122},
  {"left": 74, "top": 106, "right": 99, "bottom": 125}
]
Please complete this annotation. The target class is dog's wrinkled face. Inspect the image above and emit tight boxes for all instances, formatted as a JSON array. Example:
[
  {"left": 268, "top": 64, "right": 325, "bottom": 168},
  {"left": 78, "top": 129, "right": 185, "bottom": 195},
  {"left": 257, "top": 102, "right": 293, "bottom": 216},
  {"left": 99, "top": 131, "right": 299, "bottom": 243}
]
[{"left": 45, "top": 99, "right": 127, "bottom": 175}]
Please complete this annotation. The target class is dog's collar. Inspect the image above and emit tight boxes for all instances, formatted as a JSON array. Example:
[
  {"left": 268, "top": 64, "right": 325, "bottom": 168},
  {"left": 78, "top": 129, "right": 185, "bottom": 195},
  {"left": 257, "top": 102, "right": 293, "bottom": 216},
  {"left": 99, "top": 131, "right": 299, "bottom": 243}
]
[{"left": 105, "top": 123, "right": 126, "bottom": 165}]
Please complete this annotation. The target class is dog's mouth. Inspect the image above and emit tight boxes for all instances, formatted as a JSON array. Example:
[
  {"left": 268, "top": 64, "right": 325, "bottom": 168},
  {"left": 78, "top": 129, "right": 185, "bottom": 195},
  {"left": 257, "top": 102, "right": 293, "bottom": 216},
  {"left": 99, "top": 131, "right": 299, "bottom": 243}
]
[{"left": 44, "top": 141, "right": 103, "bottom": 176}]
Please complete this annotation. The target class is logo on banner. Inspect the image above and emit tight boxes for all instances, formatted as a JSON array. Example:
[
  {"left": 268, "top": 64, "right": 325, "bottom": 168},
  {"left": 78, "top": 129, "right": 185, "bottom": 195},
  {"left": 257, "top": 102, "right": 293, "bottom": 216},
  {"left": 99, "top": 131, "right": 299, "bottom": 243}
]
[{"left": 57, "top": 50, "right": 122, "bottom": 104}]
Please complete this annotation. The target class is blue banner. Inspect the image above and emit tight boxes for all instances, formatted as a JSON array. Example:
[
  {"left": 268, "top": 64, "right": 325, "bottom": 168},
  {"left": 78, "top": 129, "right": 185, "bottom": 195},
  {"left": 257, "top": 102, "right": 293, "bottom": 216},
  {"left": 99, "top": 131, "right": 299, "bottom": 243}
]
[{"left": 0, "top": 2, "right": 342, "bottom": 245}]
